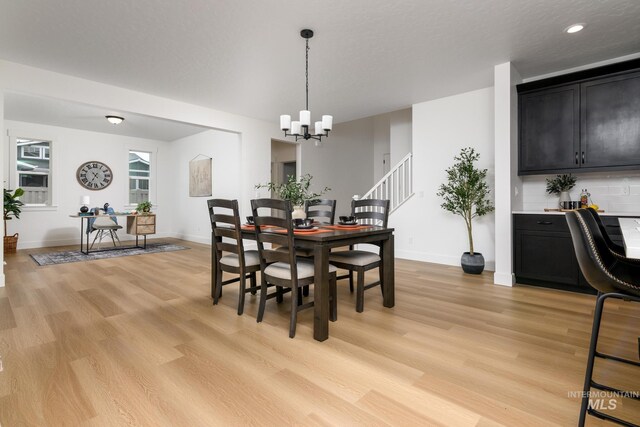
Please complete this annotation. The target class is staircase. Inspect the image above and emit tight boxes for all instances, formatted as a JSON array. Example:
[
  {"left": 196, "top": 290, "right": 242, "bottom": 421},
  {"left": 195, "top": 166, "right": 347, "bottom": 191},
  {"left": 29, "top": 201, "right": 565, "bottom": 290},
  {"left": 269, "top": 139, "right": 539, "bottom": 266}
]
[{"left": 360, "top": 153, "right": 414, "bottom": 213}]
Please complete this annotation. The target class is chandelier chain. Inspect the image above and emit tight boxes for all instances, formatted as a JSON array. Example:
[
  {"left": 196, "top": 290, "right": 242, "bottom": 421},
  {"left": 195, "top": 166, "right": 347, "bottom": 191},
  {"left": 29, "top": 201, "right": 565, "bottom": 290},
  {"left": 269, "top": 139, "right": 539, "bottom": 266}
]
[{"left": 305, "top": 38, "right": 309, "bottom": 111}]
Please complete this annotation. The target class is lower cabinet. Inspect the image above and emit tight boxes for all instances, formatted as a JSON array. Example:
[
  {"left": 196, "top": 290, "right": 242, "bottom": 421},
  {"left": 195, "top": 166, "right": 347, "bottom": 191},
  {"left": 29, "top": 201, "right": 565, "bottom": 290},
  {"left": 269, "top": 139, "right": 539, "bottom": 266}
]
[{"left": 514, "top": 214, "right": 596, "bottom": 294}]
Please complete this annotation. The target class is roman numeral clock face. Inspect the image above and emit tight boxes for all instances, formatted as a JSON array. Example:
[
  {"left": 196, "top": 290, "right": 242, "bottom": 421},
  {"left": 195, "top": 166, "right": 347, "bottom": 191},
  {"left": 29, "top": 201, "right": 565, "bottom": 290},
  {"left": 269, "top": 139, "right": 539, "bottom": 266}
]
[{"left": 76, "top": 161, "right": 113, "bottom": 190}]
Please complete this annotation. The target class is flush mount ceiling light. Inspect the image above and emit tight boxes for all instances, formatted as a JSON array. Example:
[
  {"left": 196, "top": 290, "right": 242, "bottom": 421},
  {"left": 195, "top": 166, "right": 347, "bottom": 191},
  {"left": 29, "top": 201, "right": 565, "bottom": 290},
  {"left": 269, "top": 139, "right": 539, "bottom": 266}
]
[
  {"left": 279, "top": 29, "right": 332, "bottom": 146},
  {"left": 564, "top": 23, "right": 585, "bottom": 34},
  {"left": 105, "top": 115, "right": 124, "bottom": 125}
]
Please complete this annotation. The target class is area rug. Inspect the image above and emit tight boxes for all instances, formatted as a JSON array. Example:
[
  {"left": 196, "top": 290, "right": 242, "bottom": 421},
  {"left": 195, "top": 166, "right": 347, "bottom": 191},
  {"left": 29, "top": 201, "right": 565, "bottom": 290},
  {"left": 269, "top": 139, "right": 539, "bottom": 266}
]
[{"left": 30, "top": 243, "right": 190, "bottom": 266}]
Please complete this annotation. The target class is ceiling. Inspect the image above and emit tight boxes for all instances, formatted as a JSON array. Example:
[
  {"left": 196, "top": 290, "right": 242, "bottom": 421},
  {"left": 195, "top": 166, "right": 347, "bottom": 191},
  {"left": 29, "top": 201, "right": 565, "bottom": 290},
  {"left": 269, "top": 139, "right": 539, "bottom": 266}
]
[
  {"left": 4, "top": 93, "right": 211, "bottom": 141},
  {"left": 0, "top": 0, "right": 639, "bottom": 125}
]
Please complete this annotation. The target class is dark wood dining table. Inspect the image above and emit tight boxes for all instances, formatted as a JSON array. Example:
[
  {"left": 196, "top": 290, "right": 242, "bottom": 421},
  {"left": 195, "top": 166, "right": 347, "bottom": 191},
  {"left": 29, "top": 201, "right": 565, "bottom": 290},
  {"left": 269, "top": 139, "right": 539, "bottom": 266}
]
[{"left": 212, "top": 224, "right": 395, "bottom": 341}]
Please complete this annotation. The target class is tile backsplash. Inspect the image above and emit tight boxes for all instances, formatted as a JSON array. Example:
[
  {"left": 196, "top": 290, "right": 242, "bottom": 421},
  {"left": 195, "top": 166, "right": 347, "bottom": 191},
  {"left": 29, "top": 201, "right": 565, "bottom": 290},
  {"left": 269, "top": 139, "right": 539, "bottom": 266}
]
[{"left": 522, "top": 172, "right": 640, "bottom": 213}]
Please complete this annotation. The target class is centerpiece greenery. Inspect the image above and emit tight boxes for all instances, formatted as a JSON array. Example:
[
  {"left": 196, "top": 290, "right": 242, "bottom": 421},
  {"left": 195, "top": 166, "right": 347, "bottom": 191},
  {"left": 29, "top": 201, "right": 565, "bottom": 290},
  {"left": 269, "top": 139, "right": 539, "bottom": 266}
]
[
  {"left": 255, "top": 174, "right": 329, "bottom": 206},
  {"left": 436, "top": 148, "right": 494, "bottom": 273}
]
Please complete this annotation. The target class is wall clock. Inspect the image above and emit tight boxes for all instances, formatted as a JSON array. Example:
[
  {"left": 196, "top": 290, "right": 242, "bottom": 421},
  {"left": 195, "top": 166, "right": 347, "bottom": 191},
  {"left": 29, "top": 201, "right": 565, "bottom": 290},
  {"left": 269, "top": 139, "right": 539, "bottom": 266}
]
[{"left": 76, "top": 161, "right": 113, "bottom": 190}]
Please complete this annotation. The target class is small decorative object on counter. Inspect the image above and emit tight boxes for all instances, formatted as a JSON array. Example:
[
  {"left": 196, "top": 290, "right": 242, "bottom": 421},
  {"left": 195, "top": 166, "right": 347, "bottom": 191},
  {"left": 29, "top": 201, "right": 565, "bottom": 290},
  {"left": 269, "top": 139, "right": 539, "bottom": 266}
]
[
  {"left": 546, "top": 174, "right": 577, "bottom": 208},
  {"left": 136, "top": 201, "right": 152, "bottom": 213},
  {"left": 579, "top": 189, "right": 590, "bottom": 208}
]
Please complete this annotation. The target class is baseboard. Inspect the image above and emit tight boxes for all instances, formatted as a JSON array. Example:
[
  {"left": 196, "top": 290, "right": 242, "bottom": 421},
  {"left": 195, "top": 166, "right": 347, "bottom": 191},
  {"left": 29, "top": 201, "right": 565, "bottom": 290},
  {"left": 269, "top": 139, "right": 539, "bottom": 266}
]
[
  {"left": 493, "top": 271, "right": 515, "bottom": 287},
  {"left": 395, "top": 249, "right": 496, "bottom": 272}
]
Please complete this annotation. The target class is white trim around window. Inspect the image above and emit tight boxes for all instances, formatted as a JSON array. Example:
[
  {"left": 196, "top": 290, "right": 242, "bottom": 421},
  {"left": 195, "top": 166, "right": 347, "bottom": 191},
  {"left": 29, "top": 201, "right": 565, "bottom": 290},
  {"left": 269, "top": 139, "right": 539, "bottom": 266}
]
[
  {"left": 8, "top": 130, "right": 58, "bottom": 208},
  {"left": 124, "top": 145, "right": 158, "bottom": 207}
]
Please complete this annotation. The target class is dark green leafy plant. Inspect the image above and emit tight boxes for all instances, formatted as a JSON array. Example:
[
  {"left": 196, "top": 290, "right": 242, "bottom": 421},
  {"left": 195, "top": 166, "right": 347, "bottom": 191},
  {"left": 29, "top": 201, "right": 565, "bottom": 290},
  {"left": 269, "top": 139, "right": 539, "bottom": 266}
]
[
  {"left": 136, "top": 201, "right": 152, "bottom": 213},
  {"left": 255, "top": 174, "right": 330, "bottom": 206},
  {"left": 4, "top": 188, "right": 24, "bottom": 237},
  {"left": 436, "top": 148, "right": 494, "bottom": 255},
  {"left": 545, "top": 174, "right": 577, "bottom": 194}
]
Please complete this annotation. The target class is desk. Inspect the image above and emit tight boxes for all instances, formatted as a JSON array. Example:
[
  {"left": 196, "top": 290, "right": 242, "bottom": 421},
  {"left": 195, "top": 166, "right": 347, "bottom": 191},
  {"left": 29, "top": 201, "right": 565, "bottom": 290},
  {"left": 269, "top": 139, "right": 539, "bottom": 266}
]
[
  {"left": 618, "top": 218, "right": 640, "bottom": 259},
  {"left": 70, "top": 213, "right": 156, "bottom": 254},
  {"left": 221, "top": 224, "right": 395, "bottom": 342}
]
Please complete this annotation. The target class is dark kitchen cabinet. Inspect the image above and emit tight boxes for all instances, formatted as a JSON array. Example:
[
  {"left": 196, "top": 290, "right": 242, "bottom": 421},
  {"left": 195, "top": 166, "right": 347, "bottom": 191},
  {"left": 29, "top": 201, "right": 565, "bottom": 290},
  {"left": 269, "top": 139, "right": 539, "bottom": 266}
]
[
  {"left": 581, "top": 71, "right": 640, "bottom": 168},
  {"left": 514, "top": 214, "right": 594, "bottom": 294},
  {"left": 518, "top": 59, "right": 640, "bottom": 175},
  {"left": 519, "top": 85, "right": 579, "bottom": 172}
]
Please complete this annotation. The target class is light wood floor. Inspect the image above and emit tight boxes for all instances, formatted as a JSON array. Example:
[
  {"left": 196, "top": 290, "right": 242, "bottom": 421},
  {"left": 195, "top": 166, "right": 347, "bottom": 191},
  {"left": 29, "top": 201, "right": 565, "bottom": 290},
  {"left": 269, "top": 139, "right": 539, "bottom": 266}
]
[{"left": 1, "top": 239, "right": 638, "bottom": 426}]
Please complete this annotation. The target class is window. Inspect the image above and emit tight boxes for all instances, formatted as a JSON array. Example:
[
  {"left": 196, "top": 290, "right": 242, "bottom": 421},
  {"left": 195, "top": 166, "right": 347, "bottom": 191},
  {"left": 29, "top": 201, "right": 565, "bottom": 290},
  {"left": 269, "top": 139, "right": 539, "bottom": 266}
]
[
  {"left": 16, "top": 138, "right": 52, "bottom": 206},
  {"left": 129, "top": 150, "right": 151, "bottom": 205}
]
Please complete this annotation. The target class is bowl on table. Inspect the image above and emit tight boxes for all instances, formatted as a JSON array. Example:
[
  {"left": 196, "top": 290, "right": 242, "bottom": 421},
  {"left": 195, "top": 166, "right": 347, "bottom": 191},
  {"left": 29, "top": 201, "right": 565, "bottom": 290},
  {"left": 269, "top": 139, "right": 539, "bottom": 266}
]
[
  {"left": 293, "top": 218, "right": 314, "bottom": 229},
  {"left": 339, "top": 215, "right": 357, "bottom": 225},
  {"left": 246, "top": 216, "right": 254, "bottom": 225}
]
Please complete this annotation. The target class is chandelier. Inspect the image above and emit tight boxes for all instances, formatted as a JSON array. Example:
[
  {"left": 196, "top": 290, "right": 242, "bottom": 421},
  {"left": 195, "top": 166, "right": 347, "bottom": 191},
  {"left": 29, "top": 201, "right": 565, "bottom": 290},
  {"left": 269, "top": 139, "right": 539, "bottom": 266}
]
[{"left": 279, "top": 29, "right": 332, "bottom": 144}]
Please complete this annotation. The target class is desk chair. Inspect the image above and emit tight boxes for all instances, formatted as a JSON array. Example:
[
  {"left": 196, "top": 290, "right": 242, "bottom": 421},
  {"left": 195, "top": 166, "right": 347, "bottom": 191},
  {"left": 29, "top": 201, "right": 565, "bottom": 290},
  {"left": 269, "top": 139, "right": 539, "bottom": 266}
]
[
  {"left": 88, "top": 207, "right": 122, "bottom": 249},
  {"left": 566, "top": 209, "right": 640, "bottom": 427}
]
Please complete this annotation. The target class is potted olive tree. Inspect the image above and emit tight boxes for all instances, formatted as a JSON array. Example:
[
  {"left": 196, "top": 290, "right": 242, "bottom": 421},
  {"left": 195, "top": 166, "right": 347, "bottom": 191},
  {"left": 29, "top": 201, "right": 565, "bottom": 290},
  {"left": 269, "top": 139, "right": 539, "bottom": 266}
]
[
  {"left": 4, "top": 188, "right": 24, "bottom": 253},
  {"left": 437, "top": 148, "right": 494, "bottom": 274},
  {"left": 256, "top": 174, "right": 329, "bottom": 219}
]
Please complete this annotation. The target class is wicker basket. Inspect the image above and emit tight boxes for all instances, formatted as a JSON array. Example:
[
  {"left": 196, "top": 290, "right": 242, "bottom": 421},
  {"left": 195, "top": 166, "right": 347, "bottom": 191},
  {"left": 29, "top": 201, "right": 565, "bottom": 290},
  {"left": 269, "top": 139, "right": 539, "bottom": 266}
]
[{"left": 4, "top": 233, "right": 18, "bottom": 253}]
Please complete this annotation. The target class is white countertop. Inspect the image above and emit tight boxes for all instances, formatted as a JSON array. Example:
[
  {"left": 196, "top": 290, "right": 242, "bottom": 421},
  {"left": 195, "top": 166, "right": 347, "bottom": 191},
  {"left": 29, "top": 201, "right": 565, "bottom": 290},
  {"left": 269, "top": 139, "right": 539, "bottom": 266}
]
[
  {"left": 619, "top": 218, "right": 640, "bottom": 259},
  {"left": 512, "top": 210, "right": 640, "bottom": 217}
]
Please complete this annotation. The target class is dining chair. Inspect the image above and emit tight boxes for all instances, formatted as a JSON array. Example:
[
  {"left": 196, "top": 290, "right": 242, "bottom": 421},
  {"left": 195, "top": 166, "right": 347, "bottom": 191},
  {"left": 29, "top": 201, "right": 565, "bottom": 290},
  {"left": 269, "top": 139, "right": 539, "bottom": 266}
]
[
  {"left": 208, "top": 199, "right": 260, "bottom": 315},
  {"left": 566, "top": 209, "right": 640, "bottom": 427},
  {"left": 585, "top": 207, "right": 626, "bottom": 256},
  {"left": 304, "top": 199, "right": 336, "bottom": 225},
  {"left": 88, "top": 207, "right": 122, "bottom": 249},
  {"left": 251, "top": 198, "right": 337, "bottom": 338},
  {"left": 329, "top": 198, "right": 390, "bottom": 312}
]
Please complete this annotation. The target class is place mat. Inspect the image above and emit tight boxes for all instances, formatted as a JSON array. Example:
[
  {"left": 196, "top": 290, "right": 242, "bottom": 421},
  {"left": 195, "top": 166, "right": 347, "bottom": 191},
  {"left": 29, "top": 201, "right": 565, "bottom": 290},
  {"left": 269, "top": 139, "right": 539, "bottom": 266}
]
[
  {"left": 324, "top": 224, "right": 372, "bottom": 230},
  {"left": 30, "top": 243, "right": 190, "bottom": 266}
]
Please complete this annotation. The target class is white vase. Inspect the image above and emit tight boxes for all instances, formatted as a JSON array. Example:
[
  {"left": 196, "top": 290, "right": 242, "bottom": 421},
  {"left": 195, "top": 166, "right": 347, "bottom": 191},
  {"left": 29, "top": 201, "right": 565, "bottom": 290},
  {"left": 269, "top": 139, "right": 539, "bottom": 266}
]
[
  {"left": 292, "top": 205, "right": 306, "bottom": 219},
  {"left": 559, "top": 190, "right": 571, "bottom": 208}
]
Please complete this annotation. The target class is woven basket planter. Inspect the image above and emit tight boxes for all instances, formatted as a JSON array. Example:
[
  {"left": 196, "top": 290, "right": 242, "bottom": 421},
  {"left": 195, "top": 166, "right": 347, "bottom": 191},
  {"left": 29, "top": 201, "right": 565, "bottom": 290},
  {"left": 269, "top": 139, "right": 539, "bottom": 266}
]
[{"left": 4, "top": 233, "right": 19, "bottom": 253}]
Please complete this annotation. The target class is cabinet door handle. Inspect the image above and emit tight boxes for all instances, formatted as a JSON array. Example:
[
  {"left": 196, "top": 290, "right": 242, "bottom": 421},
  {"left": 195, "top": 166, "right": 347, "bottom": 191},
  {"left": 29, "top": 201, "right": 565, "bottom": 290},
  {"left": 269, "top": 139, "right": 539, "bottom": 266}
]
[
  {"left": 582, "top": 151, "right": 585, "bottom": 164},
  {"left": 575, "top": 152, "right": 579, "bottom": 165},
  {"left": 537, "top": 221, "right": 553, "bottom": 225}
]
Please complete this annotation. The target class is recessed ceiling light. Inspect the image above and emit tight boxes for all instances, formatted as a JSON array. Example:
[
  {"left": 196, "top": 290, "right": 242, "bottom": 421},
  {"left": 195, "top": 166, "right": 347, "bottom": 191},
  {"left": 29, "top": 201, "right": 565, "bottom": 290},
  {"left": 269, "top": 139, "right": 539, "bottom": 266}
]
[
  {"left": 564, "top": 23, "right": 585, "bottom": 34},
  {"left": 105, "top": 115, "right": 124, "bottom": 125}
]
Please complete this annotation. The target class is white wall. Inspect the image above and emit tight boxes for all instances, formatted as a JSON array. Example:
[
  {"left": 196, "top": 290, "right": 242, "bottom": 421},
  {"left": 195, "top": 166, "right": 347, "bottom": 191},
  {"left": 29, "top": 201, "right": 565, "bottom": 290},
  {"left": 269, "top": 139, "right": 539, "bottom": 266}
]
[
  {"left": 389, "top": 108, "right": 412, "bottom": 167},
  {"left": 3, "top": 120, "right": 169, "bottom": 248},
  {"left": 168, "top": 129, "right": 241, "bottom": 244},
  {"left": 391, "top": 87, "right": 496, "bottom": 269},
  {"left": 300, "top": 116, "right": 375, "bottom": 217}
]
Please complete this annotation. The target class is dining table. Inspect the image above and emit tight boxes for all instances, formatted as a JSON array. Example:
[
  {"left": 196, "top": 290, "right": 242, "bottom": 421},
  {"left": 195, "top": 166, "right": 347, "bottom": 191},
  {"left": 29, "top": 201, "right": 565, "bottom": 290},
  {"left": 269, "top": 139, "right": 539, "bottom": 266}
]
[
  {"left": 213, "top": 223, "right": 395, "bottom": 341},
  {"left": 617, "top": 218, "right": 640, "bottom": 259}
]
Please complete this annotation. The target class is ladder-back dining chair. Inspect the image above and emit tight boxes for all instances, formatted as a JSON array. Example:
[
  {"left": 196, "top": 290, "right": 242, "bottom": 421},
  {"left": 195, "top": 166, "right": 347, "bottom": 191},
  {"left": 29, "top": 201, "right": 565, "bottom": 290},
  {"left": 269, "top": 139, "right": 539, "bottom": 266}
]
[
  {"left": 208, "top": 199, "right": 260, "bottom": 315},
  {"left": 304, "top": 199, "right": 336, "bottom": 225},
  {"left": 329, "top": 198, "right": 390, "bottom": 312},
  {"left": 251, "top": 198, "right": 337, "bottom": 338}
]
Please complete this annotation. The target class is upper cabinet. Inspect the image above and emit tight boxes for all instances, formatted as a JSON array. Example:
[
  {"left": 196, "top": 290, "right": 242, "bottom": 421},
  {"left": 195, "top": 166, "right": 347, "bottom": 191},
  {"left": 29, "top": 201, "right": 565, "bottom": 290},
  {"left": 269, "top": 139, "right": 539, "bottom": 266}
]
[{"left": 518, "top": 60, "right": 640, "bottom": 175}]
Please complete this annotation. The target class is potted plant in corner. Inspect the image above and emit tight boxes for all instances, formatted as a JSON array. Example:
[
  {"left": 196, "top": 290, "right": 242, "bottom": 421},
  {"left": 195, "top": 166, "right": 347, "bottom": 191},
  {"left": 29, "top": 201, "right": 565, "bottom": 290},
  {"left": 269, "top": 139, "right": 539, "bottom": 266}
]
[
  {"left": 255, "top": 174, "right": 330, "bottom": 219},
  {"left": 545, "top": 174, "right": 577, "bottom": 208},
  {"left": 4, "top": 188, "right": 24, "bottom": 253},
  {"left": 136, "top": 201, "right": 152, "bottom": 214},
  {"left": 437, "top": 148, "right": 494, "bottom": 274}
]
